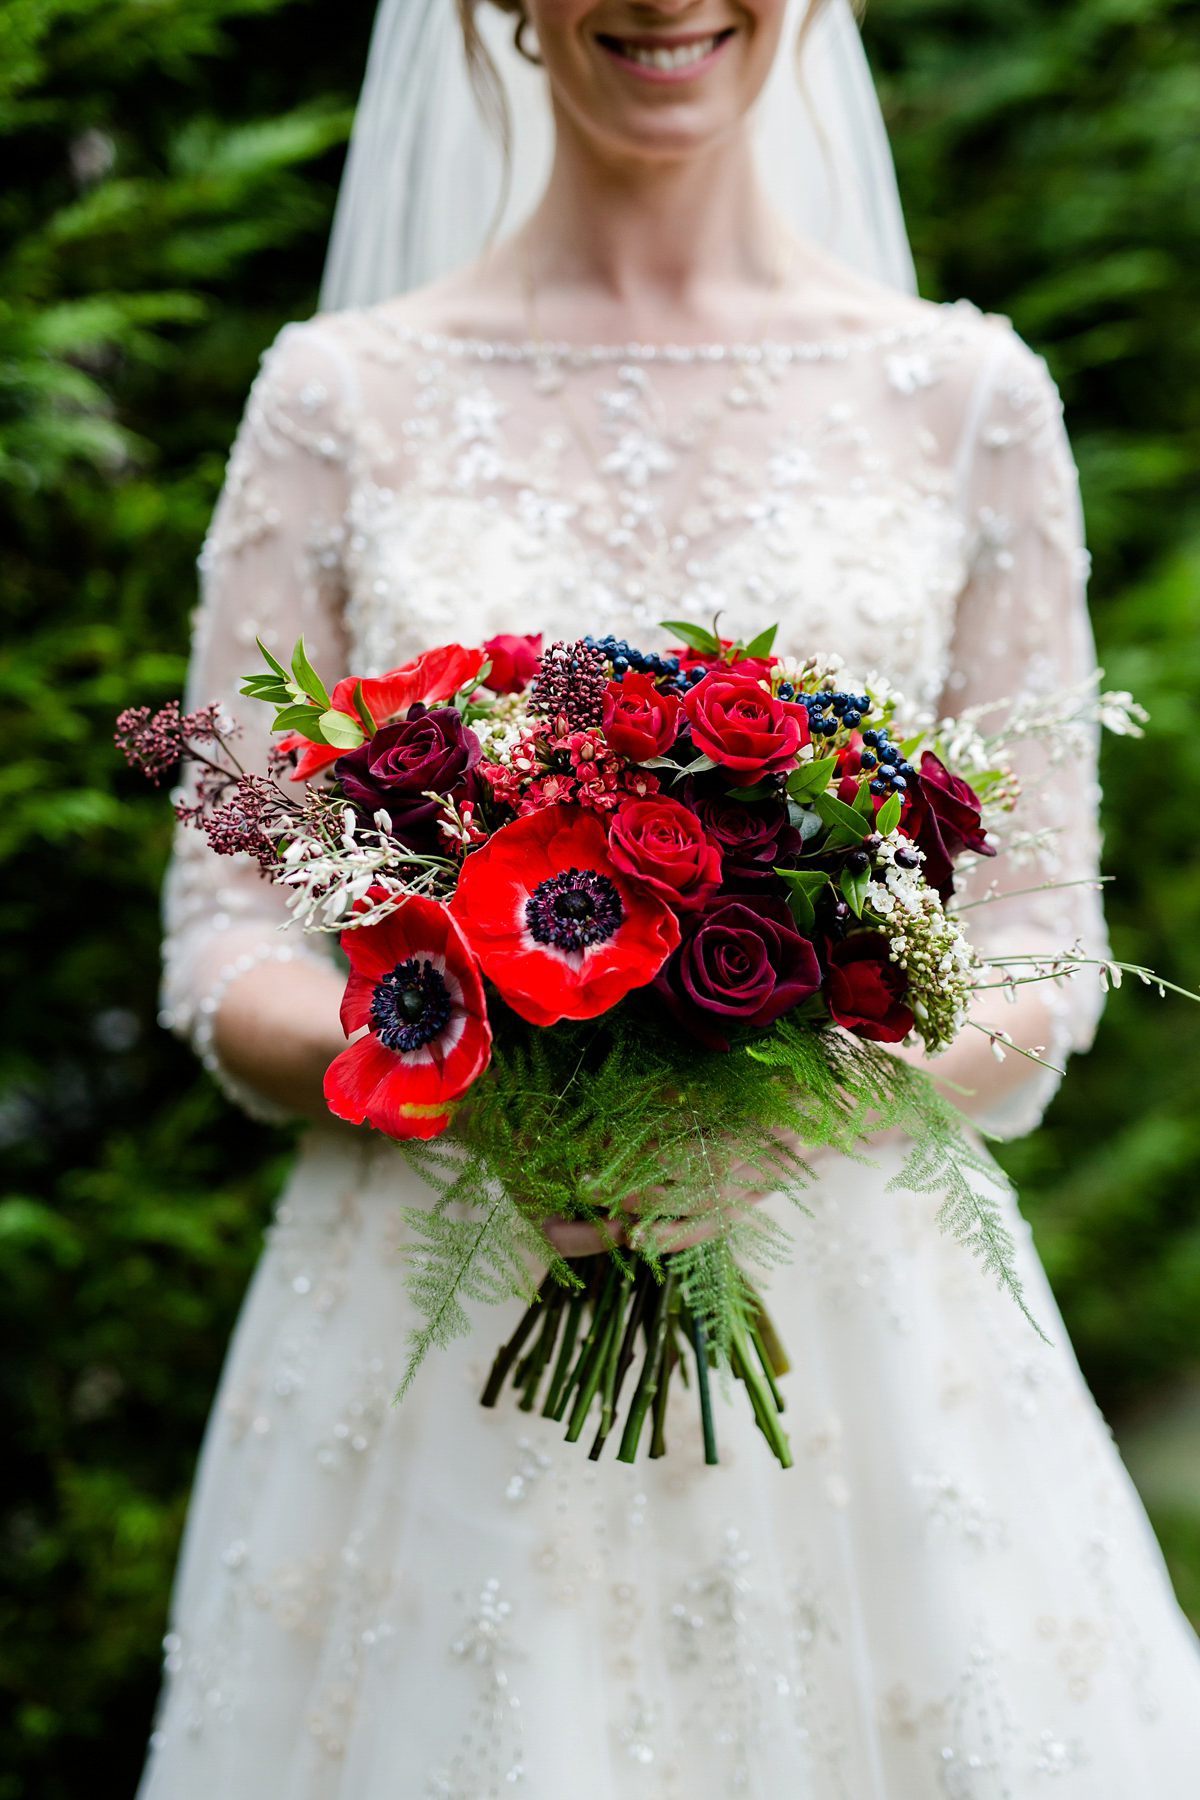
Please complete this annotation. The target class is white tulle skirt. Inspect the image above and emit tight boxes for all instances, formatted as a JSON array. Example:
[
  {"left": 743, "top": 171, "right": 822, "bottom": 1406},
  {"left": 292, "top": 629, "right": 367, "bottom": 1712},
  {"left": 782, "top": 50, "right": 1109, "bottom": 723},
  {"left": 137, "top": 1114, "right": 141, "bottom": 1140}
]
[{"left": 137, "top": 1121, "right": 1200, "bottom": 1799}]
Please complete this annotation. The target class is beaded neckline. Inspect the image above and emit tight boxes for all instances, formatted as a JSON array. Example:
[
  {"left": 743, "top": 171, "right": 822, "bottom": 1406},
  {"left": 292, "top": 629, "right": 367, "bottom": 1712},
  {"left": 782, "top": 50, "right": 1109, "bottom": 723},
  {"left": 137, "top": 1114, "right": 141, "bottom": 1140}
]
[{"left": 369, "top": 300, "right": 970, "bottom": 368}]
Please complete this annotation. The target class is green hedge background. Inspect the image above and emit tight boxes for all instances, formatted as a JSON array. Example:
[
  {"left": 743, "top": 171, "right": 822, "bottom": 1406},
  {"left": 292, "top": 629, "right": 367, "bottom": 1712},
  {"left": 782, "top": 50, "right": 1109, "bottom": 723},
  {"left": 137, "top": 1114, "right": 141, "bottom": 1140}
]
[{"left": 2, "top": 0, "right": 1199, "bottom": 1792}]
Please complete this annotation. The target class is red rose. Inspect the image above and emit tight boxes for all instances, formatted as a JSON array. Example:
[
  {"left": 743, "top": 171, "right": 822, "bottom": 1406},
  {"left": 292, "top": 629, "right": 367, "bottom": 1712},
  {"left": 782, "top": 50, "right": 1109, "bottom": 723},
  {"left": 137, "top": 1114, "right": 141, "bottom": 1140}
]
[
  {"left": 683, "top": 670, "right": 810, "bottom": 779},
  {"left": 280, "top": 643, "right": 487, "bottom": 781},
  {"left": 825, "top": 933, "right": 914, "bottom": 1044},
  {"left": 482, "top": 633, "right": 542, "bottom": 695},
  {"left": 904, "top": 752, "right": 995, "bottom": 899},
  {"left": 323, "top": 896, "right": 492, "bottom": 1140},
  {"left": 694, "top": 795, "right": 801, "bottom": 887},
  {"left": 450, "top": 804, "right": 680, "bottom": 1026},
  {"left": 602, "top": 671, "right": 682, "bottom": 763},
  {"left": 608, "top": 797, "right": 722, "bottom": 913},
  {"left": 654, "top": 895, "right": 822, "bottom": 1051}
]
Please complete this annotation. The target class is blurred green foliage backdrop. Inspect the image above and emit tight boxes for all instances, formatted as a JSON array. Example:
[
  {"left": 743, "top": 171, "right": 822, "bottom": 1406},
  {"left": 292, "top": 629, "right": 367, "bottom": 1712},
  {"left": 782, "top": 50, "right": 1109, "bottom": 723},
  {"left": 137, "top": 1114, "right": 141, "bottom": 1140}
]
[{"left": 1, "top": 0, "right": 1198, "bottom": 1793}]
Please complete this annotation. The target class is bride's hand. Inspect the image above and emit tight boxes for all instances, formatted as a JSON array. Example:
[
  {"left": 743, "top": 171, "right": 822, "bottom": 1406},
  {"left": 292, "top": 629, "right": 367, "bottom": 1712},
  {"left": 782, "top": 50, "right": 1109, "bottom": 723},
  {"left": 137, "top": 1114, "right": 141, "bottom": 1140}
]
[{"left": 540, "top": 1156, "right": 780, "bottom": 1258}]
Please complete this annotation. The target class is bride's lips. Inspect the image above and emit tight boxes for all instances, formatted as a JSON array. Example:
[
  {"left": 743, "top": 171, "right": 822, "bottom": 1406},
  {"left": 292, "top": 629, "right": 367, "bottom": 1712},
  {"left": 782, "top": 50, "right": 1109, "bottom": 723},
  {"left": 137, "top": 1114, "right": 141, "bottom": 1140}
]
[{"left": 594, "top": 26, "right": 737, "bottom": 83}]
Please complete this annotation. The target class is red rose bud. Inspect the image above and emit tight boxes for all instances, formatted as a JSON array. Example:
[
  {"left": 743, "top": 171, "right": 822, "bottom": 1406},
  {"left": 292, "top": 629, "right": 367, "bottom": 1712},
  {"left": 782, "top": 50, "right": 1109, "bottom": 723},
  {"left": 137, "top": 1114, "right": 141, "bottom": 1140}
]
[
  {"left": 608, "top": 797, "right": 723, "bottom": 913},
  {"left": 601, "top": 670, "right": 682, "bottom": 762},
  {"left": 826, "top": 933, "right": 914, "bottom": 1044},
  {"left": 654, "top": 895, "right": 822, "bottom": 1052},
  {"left": 683, "top": 669, "right": 810, "bottom": 779},
  {"left": 482, "top": 633, "right": 542, "bottom": 695}
]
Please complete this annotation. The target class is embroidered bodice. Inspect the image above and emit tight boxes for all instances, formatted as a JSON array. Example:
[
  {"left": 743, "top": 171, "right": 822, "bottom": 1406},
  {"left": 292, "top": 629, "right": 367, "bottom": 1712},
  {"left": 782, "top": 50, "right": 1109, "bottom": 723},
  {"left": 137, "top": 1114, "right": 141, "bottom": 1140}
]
[{"left": 162, "top": 294, "right": 1107, "bottom": 1133}]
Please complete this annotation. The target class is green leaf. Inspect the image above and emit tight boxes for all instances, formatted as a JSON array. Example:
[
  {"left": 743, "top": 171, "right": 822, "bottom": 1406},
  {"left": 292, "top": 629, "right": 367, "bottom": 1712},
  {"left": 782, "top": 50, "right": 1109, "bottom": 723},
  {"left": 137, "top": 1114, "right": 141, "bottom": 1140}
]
[
  {"left": 852, "top": 776, "right": 875, "bottom": 817},
  {"left": 350, "top": 681, "right": 377, "bottom": 736},
  {"left": 660, "top": 619, "right": 720, "bottom": 655},
  {"left": 875, "top": 791, "right": 903, "bottom": 835},
  {"left": 786, "top": 755, "right": 838, "bottom": 802},
  {"left": 290, "top": 636, "right": 331, "bottom": 709},
  {"left": 743, "top": 623, "right": 779, "bottom": 659},
  {"left": 813, "top": 792, "right": 870, "bottom": 840},
  {"left": 725, "top": 781, "right": 775, "bottom": 801},
  {"left": 840, "top": 863, "right": 870, "bottom": 918},
  {"left": 271, "top": 702, "right": 328, "bottom": 737},
  {"left": 775, "top": 868, "right": 829, "bottom": 932},
  {"left": 317, "top": 707, "right": 365, "bottom": 750},
  {"left": 681, "top": 752, "right": 718, "bottom": 774},
  {"left": 239, "top": 673, "right": 292, "bottom": 703},
  {"left": 257, "top": 637, "right": 291, "bottom": 681},
  {"left": 899, "top": 734, "right": 925, "bottom": 760}
]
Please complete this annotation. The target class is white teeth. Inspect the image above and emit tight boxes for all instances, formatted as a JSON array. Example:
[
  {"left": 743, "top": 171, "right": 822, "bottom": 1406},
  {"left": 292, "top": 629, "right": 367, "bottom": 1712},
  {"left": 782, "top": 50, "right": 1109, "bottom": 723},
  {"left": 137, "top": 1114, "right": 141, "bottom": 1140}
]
[{"left": 622, "top": 34, "right": 719, "bottom": 70}]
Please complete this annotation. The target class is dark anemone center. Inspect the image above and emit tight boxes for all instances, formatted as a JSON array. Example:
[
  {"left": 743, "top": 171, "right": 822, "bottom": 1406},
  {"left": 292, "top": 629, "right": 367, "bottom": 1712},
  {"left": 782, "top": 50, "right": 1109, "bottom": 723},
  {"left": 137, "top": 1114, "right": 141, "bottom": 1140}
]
[
  {"left": 525, "top": 867, "right": 624, "bottom": 953},
  {"left": 370, "top": 958, "right": 452, "bottom": 1051}
]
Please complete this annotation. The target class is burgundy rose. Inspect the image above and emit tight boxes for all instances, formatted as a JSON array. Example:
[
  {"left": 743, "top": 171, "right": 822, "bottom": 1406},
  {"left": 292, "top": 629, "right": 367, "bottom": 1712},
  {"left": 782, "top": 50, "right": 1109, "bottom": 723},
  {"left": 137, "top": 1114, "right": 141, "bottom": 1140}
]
[
  {"left": 826, "top": 933, "right": 914, "bottom": 1044},
  {"left": 482, "top": 633, "right": 542, "bottom": 695},
  {"left": 693, "top": 796, "right": 800, "bottom": 888},
  {"left": 608, "top": 797, "right": 722, "bottom": 913},
  {"left": 602, "top": 671, "right": 682, "bottom": 763},
  {"left": 654, "top": 895, "right": 822, "bottom": 1051},
  {"left": 683, "top": 670, "right": 810, "bottom": 779},
  {"left": 903, "top": 752, "right": 995, "bottom": 899},
  {"left": 336, "top": 704, "right": 482, "bottom": 850}
]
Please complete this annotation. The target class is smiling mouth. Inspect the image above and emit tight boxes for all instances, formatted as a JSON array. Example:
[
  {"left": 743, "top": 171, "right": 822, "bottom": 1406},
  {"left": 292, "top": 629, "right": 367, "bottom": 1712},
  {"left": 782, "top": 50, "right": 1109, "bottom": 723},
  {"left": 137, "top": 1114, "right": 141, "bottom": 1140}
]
[{"left": 596, "top": 27, "right": 736, "bottom": 73}]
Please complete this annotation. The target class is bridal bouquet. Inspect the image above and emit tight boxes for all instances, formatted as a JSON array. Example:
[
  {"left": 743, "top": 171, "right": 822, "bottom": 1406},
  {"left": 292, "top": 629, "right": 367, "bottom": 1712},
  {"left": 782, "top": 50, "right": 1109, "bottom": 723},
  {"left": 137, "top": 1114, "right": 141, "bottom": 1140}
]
[{"left": 117, "top": 622, "right": 1159, "bottom": 1468}]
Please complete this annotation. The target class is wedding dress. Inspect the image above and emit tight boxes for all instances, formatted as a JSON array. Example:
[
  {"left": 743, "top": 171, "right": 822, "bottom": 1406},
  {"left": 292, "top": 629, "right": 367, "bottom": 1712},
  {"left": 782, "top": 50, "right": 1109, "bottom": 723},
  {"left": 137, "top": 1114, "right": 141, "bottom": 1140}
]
[{"left": 141, "top": 291, "right": 1200, "bottom": 1800}]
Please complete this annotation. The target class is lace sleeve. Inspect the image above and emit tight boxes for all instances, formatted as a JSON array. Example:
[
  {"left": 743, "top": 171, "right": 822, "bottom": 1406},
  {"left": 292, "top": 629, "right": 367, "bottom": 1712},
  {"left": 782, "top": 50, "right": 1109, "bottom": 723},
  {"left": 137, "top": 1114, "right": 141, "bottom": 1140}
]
[
  {"left": 160, "top": 319, "right": 356, "bottom": 1119},
  {"left": 943, "top": 323, "right": 1109, "bottom": 1138}
]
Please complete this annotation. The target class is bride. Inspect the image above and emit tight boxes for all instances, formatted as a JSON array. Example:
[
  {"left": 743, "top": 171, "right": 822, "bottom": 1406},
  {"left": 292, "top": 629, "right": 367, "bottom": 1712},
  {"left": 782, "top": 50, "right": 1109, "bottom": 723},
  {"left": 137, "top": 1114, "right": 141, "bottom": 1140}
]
[{"left": 141, "top": 0, "right": 1200, "bottom": 1791}]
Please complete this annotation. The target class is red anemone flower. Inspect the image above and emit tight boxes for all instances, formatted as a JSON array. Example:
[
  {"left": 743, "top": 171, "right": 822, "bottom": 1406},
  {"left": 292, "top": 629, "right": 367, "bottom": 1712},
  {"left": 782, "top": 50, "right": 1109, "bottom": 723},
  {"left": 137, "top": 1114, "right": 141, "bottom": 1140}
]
[
  {"left": 450, "top": 804, "right": 680, "bottom": 1026},
  {"left": 323, "top": 896, "right": 491, "bottom": 1140},
  {"left": 281, "top": 643, "right": 487, "bottom": 781}
]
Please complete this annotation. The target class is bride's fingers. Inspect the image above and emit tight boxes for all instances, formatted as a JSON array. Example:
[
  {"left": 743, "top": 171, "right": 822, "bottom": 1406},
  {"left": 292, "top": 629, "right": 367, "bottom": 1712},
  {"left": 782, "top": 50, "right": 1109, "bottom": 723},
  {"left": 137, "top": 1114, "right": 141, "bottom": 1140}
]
[{"left": 540, "top": 1216, "right": 627, "bottom": 1256}]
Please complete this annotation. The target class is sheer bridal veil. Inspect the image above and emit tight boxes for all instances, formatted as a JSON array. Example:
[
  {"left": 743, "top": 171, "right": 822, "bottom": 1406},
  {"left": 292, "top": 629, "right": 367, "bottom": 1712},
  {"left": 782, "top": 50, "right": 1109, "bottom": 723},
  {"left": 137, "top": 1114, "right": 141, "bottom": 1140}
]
[{"left": 319, "top": 0, "right": 916, "bottom": 311}]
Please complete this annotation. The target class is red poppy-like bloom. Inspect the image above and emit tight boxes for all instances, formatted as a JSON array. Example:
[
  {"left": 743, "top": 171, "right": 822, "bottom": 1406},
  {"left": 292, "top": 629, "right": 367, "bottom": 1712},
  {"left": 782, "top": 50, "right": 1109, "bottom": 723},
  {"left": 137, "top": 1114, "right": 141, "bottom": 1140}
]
[
  {"left": 324, "top": 896, "right": 492, "bottom": 1140},
  {"left": 450, "top": 804, "right": 680, "bottom": 1026},
  {"left": 683, "top": 669, "right": 810, "bottom": 778},
  {"left": 280, "top": 643, "right": 487, "bottom": 781},
  {"left": 482, "top": 633, "right": 542, "bottom": 695}
]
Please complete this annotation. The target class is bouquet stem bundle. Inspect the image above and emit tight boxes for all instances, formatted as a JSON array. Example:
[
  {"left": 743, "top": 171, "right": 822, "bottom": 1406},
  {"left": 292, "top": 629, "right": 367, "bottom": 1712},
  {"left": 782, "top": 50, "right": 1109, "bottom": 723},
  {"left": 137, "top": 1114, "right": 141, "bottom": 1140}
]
[{"left": 481, "top": 1255, "right": 793, "bottom": 1467}]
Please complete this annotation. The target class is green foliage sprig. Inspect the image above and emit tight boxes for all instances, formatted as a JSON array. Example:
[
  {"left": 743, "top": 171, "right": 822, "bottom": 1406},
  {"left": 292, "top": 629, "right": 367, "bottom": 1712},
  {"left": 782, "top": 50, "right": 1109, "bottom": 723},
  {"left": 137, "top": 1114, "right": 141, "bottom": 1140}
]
[{"left": 396, "top": 1003, "right": 1036, "bottom": 1401}]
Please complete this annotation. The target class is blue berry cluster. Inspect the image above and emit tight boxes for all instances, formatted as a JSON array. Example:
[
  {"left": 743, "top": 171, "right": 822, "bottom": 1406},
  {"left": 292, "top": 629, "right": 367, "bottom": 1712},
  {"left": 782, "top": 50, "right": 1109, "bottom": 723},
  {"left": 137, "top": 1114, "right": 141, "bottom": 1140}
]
[
  {"left": 585, "top": 635, "right": 704, "bottom": 694},
  {"left": 861, "top": 725, "right": 918, "bottom": 796},
  {"left": 801, "top": 690, "right": 874, "bottom": 738}
]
